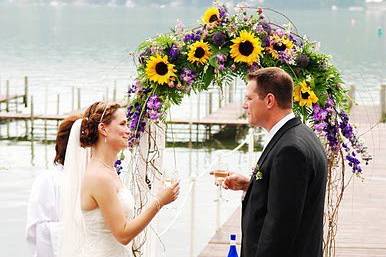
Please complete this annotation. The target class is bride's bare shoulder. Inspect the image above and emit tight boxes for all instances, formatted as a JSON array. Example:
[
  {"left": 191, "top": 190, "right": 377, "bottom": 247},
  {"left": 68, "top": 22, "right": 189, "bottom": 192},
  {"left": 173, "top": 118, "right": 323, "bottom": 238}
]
[{"left": 84, "top": 163, "right": 115, "bottom": 192}]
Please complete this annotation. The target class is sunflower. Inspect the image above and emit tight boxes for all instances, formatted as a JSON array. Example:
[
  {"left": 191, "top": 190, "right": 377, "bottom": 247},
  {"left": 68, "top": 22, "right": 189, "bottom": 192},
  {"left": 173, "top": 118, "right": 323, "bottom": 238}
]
[
  {"left": 293, "top": 80, "right": 318, "bottom": 107},
  {"left": 230, "top": 31, "right": 263, "bottom": 65},
  {"left": 187, "top": 41, "right": 212, "bottom": 65},
  {"left": 202, "top": 7, "right": 220, "bottom": 25},
  {"left": 266, "top": 34, "right": 295, "bottom": 62},
  {"left": 145, "top": 55, "right": 176, "bottom": 85}
]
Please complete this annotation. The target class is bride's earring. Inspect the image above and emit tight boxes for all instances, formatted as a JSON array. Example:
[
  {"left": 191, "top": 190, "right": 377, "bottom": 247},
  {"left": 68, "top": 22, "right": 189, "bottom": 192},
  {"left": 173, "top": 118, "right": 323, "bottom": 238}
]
[{"left": 104, "top": 136, "right": 107, "bottom": 143}]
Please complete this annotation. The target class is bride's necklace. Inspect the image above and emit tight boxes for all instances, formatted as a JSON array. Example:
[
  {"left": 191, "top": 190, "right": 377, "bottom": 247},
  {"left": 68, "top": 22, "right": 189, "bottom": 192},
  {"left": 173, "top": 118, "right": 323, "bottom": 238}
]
[{"left": 94, "top": 158, "right": 115, "bottom": 173}]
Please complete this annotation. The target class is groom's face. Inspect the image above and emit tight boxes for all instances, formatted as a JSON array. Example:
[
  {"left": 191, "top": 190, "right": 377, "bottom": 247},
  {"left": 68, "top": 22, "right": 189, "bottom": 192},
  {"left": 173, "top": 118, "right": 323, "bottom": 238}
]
[{"left": 243, "top": 80, "right": 267, "bottom": 127}]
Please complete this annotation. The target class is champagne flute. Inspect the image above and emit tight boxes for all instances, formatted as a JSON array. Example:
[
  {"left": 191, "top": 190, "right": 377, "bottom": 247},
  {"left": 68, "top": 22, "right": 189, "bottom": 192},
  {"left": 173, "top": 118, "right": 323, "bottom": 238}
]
[
  {"left": 212, "top": 158, "right": 229, "bottom": 202},
  {"left": 161, "top": 169, "right": 179, "bottom": 210}
]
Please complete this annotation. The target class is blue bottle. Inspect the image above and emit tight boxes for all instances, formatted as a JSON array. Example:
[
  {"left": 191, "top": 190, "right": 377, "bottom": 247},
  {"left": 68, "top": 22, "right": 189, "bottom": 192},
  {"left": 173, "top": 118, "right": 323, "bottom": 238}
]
[{"left": 227, "top": 234, "right": 239, "bottom": 257}]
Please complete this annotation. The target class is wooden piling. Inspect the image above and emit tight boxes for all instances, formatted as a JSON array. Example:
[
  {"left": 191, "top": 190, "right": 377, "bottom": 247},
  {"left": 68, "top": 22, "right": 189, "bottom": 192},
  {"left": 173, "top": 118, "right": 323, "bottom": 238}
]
[
  {"left": 77, "top": 87, "right": 81, "bottom": 110},
  {"left": 6, "top": 80, "right": 10, "bottom": 112},
  {"left": 24, "top": 76, "right": 29, "bottom": 107},
  {"left": 72, "top": 86, "right": 75, "bottom": 111},
  {"left": 56, "top": 94, "right": 60, "bottom": 128},
  {"left": 209, "top": 92, "right": 213, "bottom": 115},
  {"left": 30, "top": 96, "right": 35, "bottom": 165},
  {"left": 381, "top": 84, "right": 386, "bottom": 122},
  {"left": 113, "top": 80, "right": 117, "bottom": 101}
]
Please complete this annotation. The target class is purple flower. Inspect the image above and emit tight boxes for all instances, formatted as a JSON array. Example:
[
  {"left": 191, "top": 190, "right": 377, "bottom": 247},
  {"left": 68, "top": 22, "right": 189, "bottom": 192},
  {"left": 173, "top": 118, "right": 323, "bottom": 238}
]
[
  {"left": 148, "top": 109, "right": 161, "bottom": 120},
  {"left": 127, "top": 103, "right": 146, "bottom": 133},
  {"left": 313, "top": 104, "right": 328, "bottom": 122},
  {"left": 138, "top": 48, "right": 151, "bottom": 64},
  {"left": 212, "top": 31, "right": 226, "bottom": 46},
  {"left": 218, "top": 6, "right": 228, "bottom": 19},
  {"left": 289, "top": 34, "right": 303, "bottom": 47},
  {"left": 168, "top": 44, "right": 180, "bottom": 62},
  {"left": 114, "top": 160, "right": 123, "bottom": 175},
  {"left": 147, "top": 95, "right": 162, "bottom": 110},
  {"left": 128, "top": 79, "right": 144, "bottom": 97},
  {"left": 296, "top": 54, "right": 310, "bottom": 68},
  {"left": 314, "top": 122, "right": 327, "bottom": 132},
  {"left": 216, "top": 54, "right": 226, "bottom": 64},
  {"left": 183, "top": 30, "right": 202, "bottom": 43},
  {"left": 258, "top": 22, "right": 272, "bottom": 35},
  {"left": 180, "top": 68, "right": 196, "bottom": 85},
  {"left": 218, "top": 64, "right": 225, "bottom": 71}
]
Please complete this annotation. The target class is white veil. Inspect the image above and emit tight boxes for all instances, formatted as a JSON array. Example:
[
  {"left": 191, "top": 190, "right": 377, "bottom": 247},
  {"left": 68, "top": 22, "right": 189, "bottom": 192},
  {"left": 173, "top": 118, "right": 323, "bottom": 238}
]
[{"left": 59, "top": 119, "right": 90, "bottom": 257}]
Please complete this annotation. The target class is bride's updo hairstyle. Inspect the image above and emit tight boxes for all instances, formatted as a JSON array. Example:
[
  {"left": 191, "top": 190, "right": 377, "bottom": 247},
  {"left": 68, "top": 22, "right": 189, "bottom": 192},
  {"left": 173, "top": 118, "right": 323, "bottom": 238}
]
[{"left": 80, "top": 101, "right": 121, "bottom": 148}]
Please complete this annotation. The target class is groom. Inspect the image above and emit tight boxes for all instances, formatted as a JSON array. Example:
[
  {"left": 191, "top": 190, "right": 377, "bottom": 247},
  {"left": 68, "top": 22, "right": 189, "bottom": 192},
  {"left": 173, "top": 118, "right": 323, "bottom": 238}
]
[{"left": 222, "top": 67, "right": 327, "bottom": 257}]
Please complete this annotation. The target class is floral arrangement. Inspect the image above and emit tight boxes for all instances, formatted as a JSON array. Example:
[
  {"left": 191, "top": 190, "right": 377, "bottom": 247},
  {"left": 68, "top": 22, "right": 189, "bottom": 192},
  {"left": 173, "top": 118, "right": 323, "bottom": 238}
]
[
  {"left": 127, "top": 2, "right": 371, "bottom": 175},
  {"left": 126, "top": 2, "right": 372, "bottom": 255}
]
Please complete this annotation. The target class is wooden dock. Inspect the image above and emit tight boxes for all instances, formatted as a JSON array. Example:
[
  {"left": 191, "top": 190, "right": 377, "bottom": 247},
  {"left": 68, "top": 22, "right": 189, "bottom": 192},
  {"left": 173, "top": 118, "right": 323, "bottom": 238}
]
[
  {"left": 198, "top": 104, "right": 386, "bottom": 257},
  {"left": 0, "top": 101, "right": 247, "bottom": 141},
  {"left": 170, "top": 103, "right": 247, "bottom": 126}
]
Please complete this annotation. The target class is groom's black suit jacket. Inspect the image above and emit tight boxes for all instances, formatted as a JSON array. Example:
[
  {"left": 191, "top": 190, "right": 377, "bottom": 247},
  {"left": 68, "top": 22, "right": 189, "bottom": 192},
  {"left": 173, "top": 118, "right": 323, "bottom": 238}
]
[{"left": 241, "top": 117, "right": 327, "bottom": 257}]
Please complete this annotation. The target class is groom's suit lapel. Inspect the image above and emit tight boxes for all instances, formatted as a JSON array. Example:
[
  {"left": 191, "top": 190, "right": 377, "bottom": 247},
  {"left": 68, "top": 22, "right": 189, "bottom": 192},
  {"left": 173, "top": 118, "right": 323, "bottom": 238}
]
[{"left": 243, "top": 117, "right": 301, "bottom": 205}]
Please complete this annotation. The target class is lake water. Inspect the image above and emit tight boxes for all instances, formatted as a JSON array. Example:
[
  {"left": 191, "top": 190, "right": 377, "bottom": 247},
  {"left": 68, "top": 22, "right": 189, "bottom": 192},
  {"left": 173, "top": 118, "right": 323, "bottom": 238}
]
[{"left": 0, "top": 3, "right": 385, "bottom": 257}]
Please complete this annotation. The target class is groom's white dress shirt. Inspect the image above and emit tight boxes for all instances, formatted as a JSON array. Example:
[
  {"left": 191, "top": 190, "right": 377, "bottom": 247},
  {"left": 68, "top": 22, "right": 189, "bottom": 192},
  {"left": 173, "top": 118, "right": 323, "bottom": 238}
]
[
  {"left": 242, "top": 112, "right": 295, "bottom": 200},
  {"left": 262, "top": 112, "right": 296, "bottom": 150},
  {"left": 26, "top": 165, "right": 63, "bottom": 257}
]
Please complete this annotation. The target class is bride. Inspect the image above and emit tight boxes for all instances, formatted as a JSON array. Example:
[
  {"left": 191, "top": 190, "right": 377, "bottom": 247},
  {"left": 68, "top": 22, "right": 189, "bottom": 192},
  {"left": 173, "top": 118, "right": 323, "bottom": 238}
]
[{"left": 59, "top": 101, "right": 179, "bottom": 257}]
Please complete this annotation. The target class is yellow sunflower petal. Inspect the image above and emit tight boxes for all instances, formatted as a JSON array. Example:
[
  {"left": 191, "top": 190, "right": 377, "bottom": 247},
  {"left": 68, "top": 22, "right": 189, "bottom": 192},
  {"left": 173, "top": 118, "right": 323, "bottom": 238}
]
[
  {"left": 187, "top": 41, "right": 212, "bottom": 64},
  {"left": 230, "top": 31, "right": 262, "bottom": 65},
  {"left": 145, "top": 54, "right": 176, "bottom": 85},
  {"left": 293, "top": 85, "right": 301, "bottom": 102},
  {"left": 202, "top": 7, "right": 220, "bottom": 25}
]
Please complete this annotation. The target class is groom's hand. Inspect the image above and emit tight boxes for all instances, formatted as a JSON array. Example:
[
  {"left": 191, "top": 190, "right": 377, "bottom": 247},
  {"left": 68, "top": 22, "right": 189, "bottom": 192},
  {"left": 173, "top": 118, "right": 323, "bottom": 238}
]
[{"left": 222, "top": 173, "right": 250, "bottom": 191}]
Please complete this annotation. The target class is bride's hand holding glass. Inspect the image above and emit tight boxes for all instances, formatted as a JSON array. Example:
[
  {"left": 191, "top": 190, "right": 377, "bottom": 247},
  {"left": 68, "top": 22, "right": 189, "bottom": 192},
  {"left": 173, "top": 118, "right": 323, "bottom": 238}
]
[{"left": 156, "top": 181, "right": 180, "bottom": 208}]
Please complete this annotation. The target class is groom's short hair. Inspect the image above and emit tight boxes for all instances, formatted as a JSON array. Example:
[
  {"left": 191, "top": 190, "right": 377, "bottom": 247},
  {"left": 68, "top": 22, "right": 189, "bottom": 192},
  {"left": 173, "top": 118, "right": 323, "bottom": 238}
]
[{"left": 247, "top": 67, "right": 293, "bottom": 109}]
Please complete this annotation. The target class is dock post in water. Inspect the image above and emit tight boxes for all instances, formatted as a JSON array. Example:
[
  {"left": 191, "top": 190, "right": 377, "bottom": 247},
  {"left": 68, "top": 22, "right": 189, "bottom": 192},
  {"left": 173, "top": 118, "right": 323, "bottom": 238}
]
[
  {"left": 113, "top": 80, "right": 117, "bottom": 101},
  {"left": 71, "top": 86, "right": 75, "bottom": 111},
  {"left": 24, "top": 76, "right": 29, "bottom": 107},
  {"left": 77, "top": 87, "right": 81, "bottom": 110},
  {"left": 381, "top": 84, "right": 386, "bottom": 122},
  {"left": 30, "top": 96, "right": 35, "bottom": 165},
  {"left": 6, "top": 80, "right": 10, "bottom": 112},
  {"left": 208, "top": 91, "right": 213, "bottom": 140},
  {"left": 57, "top": 94, "right": 60, "bottom": 128}
]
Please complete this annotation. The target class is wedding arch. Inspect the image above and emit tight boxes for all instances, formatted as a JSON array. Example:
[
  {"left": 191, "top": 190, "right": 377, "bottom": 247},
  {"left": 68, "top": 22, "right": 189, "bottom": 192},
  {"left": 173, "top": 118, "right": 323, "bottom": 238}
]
[{"left": 125, "top": 2, "right": 372, "bottom": 256}]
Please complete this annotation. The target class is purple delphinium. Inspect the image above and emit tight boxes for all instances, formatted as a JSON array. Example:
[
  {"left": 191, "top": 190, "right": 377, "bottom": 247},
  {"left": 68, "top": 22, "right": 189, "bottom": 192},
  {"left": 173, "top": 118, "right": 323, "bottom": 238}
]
[
  {"left": 218, "top": 5, "right": 228, "bottom": 19},
  {"left": 168, "top": 44, "right": 180, "bottom": 62},
  {"left": 180, "top": 68, "right": 197, "bottom": 85},
  {"left": 312, "top": 101, "right": 339, "bottom": 151},
  {"left": 183, "top": 30, "right": 202, "bottom": 43},
  {"left": 146, "top": 94, "right": 162, "bottom": 121},
  {"left": 147, "top": 95, "right": 162, "bottom": 110},
  {"left": 312, "top": 99, "right": 371, "bottom": 174},
  {"left": 114, "top": 160, "right": 123, "bottom": 175},
  {"left": 127, "top": 103, "right": 146, "bottom": 133}
]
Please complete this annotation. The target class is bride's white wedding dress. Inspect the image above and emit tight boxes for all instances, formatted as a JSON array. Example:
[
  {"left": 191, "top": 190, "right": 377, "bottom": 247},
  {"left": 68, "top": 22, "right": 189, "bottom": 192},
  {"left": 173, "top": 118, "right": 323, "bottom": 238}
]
[{"left": 82, "top": 188, "right": 134, "bottom": 257}]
